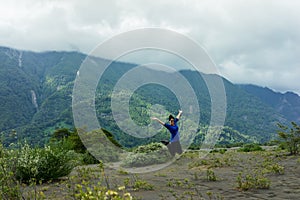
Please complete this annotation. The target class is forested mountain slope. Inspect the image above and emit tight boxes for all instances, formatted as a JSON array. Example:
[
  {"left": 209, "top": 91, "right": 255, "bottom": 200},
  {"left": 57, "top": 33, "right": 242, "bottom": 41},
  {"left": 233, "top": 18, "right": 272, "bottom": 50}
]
[{"left": 0, "top": 46, "right": 289, "bottom": 146}]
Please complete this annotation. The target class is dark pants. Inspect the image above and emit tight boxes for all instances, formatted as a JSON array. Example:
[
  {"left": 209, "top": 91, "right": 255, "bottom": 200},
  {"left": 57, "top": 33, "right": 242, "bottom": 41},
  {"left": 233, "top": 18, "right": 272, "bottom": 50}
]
[{"left": 161, "top": 140, "right": 182, "bottom": 156}]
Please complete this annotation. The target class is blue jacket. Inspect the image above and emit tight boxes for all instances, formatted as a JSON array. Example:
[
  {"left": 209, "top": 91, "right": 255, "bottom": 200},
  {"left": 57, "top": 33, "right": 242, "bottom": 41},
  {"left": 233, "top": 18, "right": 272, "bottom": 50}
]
[{"left": 164, "top": 118, "right": 180, "bottom": 142}]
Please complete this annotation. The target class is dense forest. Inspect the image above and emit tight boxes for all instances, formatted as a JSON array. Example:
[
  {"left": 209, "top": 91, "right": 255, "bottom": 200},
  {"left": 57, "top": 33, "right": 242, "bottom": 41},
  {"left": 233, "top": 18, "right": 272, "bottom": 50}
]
[{"left": 0, "top": 46, "right": 299, "bottom": 148}]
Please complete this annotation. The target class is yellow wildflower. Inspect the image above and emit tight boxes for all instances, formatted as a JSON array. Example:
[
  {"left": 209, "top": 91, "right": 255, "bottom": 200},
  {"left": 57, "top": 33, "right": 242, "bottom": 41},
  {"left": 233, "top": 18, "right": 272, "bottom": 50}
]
[
  {"left": 105, "top": 190, "right": 118, "bottom": 196},
  {"left": 124, "top": 192, "right": 133, "bottom": 200},
  {"left": 118, "top": 186, "right": 125, "bottom": 191}
]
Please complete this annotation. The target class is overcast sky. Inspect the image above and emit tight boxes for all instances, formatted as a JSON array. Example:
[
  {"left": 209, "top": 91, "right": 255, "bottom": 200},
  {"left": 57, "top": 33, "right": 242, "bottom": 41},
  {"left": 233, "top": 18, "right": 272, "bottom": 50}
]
[{"left": 0, "top": 0, "right": 299, "bottom": 94}]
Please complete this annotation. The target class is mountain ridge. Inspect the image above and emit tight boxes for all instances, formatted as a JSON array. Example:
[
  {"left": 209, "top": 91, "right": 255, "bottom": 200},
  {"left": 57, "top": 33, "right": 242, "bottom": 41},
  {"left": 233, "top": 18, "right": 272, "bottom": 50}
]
[
  {"left": 239, "top": 84, "right": 300, "bottom": 123},
  {"left": 0, "top": 46, "right": 295, "bottom": 146}
]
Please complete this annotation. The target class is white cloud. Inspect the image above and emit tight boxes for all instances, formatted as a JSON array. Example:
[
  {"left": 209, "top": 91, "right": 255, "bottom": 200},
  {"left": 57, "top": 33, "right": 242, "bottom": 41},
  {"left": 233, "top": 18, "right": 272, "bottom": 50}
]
[{"left": 0, "top": 0, "right": 299, "bottom": 94}]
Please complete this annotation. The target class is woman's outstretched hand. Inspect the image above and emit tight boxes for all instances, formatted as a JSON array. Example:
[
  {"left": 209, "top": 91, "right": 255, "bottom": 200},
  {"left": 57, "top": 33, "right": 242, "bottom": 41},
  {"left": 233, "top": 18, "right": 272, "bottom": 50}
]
[
  {"left": 177, "top": 110, "right": 183, "bottom": 119},
  {"left": 151, "top": 117, "right": 164, "bottom": 125}
]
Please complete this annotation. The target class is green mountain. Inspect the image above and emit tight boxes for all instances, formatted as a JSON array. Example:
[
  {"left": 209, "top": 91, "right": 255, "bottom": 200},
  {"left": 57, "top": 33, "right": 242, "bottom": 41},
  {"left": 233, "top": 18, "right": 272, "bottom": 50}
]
[
  {"left": 180, "top": 71, "right": 284, "bottom": 143},
  {"left": 0, "top": 46, "right": 85, "bottom": 145},
  {"left": 239, "top": 84, "right": 300, "bottom": 123},
  {"left": 0, "top": 46, "right": 289, "bottom": 147}
]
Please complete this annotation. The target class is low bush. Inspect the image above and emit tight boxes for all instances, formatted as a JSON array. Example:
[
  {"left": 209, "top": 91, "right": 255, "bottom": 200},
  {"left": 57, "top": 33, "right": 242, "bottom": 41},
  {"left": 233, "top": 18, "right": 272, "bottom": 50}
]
[
  {"left": 206, "top": 168, "right": 217, "bottom": 181},
  {"left": 16, "top": 143, "right": 78, "bottom": 182},
  {"left": 236, "top": 172, "right": 270, "bottom": 191},
  {"left": 133, "top": 180, "right": 154, "bottom": 190},
  {"left": 0, "top": 143, "right": 22, "bottom": 199},
  {"left": 277, "top": 122, "right": 300, "bottom": 155},
  {"left": 50, "top": 128, "right": 120, "bottom": 164},
  {"left": 210, "top": 148, "right": 227, "bottom": 154},
  {"left": 81, "top": 151, "right": 100, "bottom": 164},
  {"left": 238, "top": 143, "right": 264, "bottom": 152},
  {"left": 80, "top": 129, "right": 121, "bottom": 163},
  {"left": 122, "top": 143, "right": 172, "bottom": 167}
]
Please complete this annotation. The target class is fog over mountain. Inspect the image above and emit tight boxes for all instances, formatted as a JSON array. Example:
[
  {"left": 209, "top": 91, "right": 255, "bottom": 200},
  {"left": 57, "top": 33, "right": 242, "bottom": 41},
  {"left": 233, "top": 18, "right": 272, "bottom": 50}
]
[{"left": 1, "top": 0, "right": 299, "bottom": 94}]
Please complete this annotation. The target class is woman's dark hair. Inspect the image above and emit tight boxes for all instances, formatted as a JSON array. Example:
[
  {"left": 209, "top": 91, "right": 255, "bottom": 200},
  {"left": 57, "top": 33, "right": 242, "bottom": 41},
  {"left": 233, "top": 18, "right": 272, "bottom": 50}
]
[{"left": 169, "top": 115, "right": 175, "bottom": 121}]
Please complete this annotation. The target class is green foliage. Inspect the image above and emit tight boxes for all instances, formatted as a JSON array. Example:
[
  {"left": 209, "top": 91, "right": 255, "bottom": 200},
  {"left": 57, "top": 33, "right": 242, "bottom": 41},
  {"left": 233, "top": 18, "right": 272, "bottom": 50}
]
[
  {"left": 117, "top": 168, "right": 129, "bottom": 175},
  {"left": 210, "top": 148, "right": 227, "bottom": 154},
  {"left": 50, "top": 128, "right": 86, "bottom": 153},
  {"left": 241, "top": 84, "right": 300, "bottom": 124},
  {"left": 67, "top": 163, "right": 134, "bottom": 200},
  {"left": 277, "top": 122, "right": 300, "bottom": 155},
  {"left": 234, "top": 151, "right": 286, "bottom": 191},
  {"left": 264, "top": 163, "right": 285, "bottom": 175},
  {"left": 133, "top": 180, "right": 154, "bottom": 191},
  {"left": 1, "top": 137, "right": 132, "bottom": 199},
  {"left": 166, "top": 178, "right": 194, "bottom": 189},
  {"left": 238, "top": 143, "right": 264, "bottom": 152},
  {"left": 80, "top": 129, "right": 120, "bottom": 162},
  {"left": 15, "top": 142, "right": 78, "bottom": 182},
  {"left": 50, "top": 128, "right": 100, "bottom": 164},
  {"left": 0, "top": 47, "right": 295, "bottom": 148},
  {"left": 101, "top": 128, "right": 123, "bottom": 148},
  {"left": 1, "top": 138, "right": 82, "bottom": 199},
  {"left": 206, "top": 168, "right": 217, "bottom": 181},
  {"left": 80, "top": 151, "right": 99, "bottom": 165},
  {"left": 0, "top": 49, "right": 85, "bottom": 147},
  {"left": 236, "top": 172, "right": 270, "bottom": 191},
  {"left": 188, "top": 152, "right": 235, "bottom": 169},
  {"left": 0, "top": 143, "right": 22, "bottom": 199},
  {"left": 122, "top": 143, "right": 172, "bottom": 167},
  {"left": 133, "top": 142, "right": 166, "bottom": 153}
]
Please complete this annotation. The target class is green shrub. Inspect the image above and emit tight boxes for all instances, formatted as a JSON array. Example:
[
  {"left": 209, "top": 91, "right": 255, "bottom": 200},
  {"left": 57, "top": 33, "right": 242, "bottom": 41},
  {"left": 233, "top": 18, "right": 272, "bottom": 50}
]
[
  {"left": 238, "top": 143, "right": 264, "bottom": 152},
  {"left": 210, "top": 148, "right": 227, "bottom": 154},
  {"left": 133, "top": 180, "right": 154, "bottom": 190},
  {"left": 255, "top": 176, "right": 271, "bottom": 189},
  {"left": 81, "top": 151, "right": 100, "bottom": 165},
  {"left": 266, "top": 163, "right": 285, "bottom": 175},
  {"left": 277, "top": 122, "right": 300, "bottom": 155},
  {"left": 79, "top": 129, "right": 121, "bottom": 162},
  {"left": 206, "top": 168, "right": 217, "bottom": 181},
  {"left": 122, "top": 143, "right": 172, "bottom": 167},
  {"left": 133, "top": 142, "right": 165, "bottom": 153},
  {"left": 0, "top": 144, "right": 22, "bottom": 199},
  {"left": 16, "top": 143, "right": 78, "bottom": 182},
  {"left": 236, "top": 172, "right": 270, "bottom": 191},
  {"left": 51, "top": 128, "right": 86, "bottom": 153},
  {"left": 50, "top": 128, "right": 119, "bottom": 164}
]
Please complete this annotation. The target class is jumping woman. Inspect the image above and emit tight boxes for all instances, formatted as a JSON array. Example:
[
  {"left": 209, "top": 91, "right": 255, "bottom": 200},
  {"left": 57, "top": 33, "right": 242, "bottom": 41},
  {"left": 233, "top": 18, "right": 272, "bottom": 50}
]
[{"left": 151, "top": 110, "right": 183, "bottom": 156}]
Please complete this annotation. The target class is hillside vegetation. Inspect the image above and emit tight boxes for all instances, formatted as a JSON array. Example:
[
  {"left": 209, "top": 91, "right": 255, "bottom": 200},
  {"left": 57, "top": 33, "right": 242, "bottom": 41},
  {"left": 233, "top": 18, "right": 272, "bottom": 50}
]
[{"left": 0, "top": 46, "right": 297, "bottom": 147}]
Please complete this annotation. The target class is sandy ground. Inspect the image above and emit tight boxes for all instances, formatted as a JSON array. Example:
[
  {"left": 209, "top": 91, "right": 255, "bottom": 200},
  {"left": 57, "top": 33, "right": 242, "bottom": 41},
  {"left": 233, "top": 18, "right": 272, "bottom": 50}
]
[{"left": 27, "top": 149, "right": 300, "bottom": 199}]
